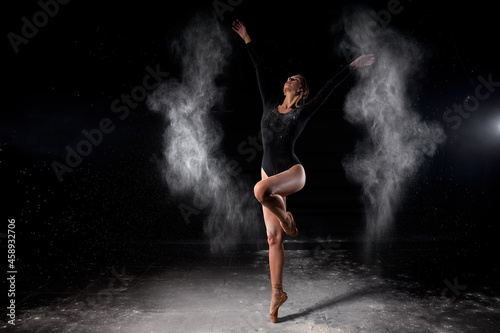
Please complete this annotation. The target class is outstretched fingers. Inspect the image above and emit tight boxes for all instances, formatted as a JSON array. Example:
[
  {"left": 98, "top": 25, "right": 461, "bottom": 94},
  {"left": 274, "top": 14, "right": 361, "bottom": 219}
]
[
  {"left": 350, "top": 54, "right": 376, "bottom": 68},
  {"left": 232, "top": 19, "right": 251, "bottom": 43},
  {"left": 232, "top": 19, "right": 243, "bottom": 32},
  {"left": 363, "top": 54, "right": 376, "bottom": 66}
]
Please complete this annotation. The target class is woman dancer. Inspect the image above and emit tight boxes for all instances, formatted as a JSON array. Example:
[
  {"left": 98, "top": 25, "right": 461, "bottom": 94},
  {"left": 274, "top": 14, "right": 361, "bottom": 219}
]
[{"left": 232, "top": 19, "right": 374, "bottom": 323}]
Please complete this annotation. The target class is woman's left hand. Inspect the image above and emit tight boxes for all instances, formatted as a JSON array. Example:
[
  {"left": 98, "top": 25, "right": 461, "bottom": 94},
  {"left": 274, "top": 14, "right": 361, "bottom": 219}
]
[{"left": 350, "top": 54, "right": 375, "bottom": 68}]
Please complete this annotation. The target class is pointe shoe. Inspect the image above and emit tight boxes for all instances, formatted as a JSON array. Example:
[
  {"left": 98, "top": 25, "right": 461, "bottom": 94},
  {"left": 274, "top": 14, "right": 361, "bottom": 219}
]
[
  {"left": 280, "top": 212, "right": 298, "bottom": 237},
  {"left": 269, "top": 291, "right": 288, "bottom": 323}
]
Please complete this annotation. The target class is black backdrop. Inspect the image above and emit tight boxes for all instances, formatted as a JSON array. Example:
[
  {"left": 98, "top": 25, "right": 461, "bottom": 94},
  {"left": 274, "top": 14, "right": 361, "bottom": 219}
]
[{"left": 2, "top": 0, "right": 499, "bottom": 271}]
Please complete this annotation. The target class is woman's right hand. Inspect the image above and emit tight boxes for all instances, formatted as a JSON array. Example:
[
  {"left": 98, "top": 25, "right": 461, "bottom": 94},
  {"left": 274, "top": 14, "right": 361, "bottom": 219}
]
[{"left": 232, "top": 19, "right": 251, "bottom": 44}]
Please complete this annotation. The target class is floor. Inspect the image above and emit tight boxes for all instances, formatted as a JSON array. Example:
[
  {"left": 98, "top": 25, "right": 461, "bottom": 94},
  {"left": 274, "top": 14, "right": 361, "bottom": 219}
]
[{"left": 2, "top": 240, "right": 500, "bottom": 333}]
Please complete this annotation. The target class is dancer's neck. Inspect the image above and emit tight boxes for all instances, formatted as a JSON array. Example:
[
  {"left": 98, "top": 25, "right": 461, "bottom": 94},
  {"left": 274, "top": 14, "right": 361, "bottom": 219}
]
[{"left": 281, "top": 93, "right": 301, "bottom": 111}]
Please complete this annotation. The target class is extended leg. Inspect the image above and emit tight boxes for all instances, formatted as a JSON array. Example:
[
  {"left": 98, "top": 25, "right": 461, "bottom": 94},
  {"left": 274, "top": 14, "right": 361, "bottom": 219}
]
[
  {"left": 258, "top": 166, "right": 306, "bottom": 322},
  {"left": 263, "top": 202, "right": 285, "bottom": 286},
  {"left": 263, "top": 193, "right": 288, "bottom": 323}
]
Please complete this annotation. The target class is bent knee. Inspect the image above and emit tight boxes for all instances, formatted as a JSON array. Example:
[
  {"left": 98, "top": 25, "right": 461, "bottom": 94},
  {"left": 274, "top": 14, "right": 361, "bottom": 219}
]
[{"left": 254, "top": 181, "right": 272, "bottom": 203}]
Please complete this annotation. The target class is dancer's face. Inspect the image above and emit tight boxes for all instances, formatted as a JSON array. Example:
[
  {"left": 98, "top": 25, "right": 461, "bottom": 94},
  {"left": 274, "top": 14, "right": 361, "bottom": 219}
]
[{"left": 283, "top": 76, "right": 303, "bottom": 95}]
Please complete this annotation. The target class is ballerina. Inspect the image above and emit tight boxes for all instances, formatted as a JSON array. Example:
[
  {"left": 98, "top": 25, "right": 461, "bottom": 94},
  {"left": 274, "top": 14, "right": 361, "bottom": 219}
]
[{"left": 232, "top": 19, "right": 374, "bottom": 323}]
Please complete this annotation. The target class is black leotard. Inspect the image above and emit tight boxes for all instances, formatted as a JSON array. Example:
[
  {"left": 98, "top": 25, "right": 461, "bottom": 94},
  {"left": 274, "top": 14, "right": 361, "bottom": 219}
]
[{"left": 246, "top": 41, "right": 355, "bottom": 177}]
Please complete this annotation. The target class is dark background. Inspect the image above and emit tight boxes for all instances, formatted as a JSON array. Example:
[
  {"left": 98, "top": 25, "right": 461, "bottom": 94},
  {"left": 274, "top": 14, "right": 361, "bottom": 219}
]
[{"left": 2, "top": 0, "right": 499, "bottom": 276}]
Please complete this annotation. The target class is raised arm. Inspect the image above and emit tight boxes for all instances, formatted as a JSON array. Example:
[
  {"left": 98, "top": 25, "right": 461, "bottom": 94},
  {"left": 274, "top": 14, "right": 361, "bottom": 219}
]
[
  {"left": 232, "top": 20, "right": 273, "bottom": 105},
  {"left": 301, "top": 54, "right": 375, "bottom": 119},
  {"left": 232, "top": 19, "right": 251, "bottom": 44}
]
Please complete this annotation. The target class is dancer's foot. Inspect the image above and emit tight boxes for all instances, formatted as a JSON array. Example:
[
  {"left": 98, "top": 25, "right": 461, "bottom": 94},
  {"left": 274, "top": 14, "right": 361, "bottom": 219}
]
[
  {"left": 280, "top": 212, "right": 298, "bottom": 237},
  {"left": 269, "top": 285, "right": 288, "bottom": 323}
]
